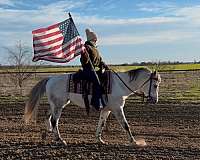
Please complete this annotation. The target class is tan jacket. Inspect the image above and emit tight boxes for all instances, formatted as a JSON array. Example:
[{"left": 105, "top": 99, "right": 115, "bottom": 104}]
[{"left": 81, "top": 41, "right": 103, "bottom": 69}]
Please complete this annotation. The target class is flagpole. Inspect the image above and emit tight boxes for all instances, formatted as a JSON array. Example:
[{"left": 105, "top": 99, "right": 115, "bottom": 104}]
[{"left": 68, "top": 12, "right": 101, "bottom": 85}]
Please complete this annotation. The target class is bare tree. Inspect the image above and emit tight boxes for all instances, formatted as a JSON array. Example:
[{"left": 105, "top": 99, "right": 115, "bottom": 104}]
[
  {"left": 4, "top": 41, "right": 39, "bottom": 95},
  {"left": 147, "top": 61, "right": 161, "bottom": 71},
  {"left": 147, "top": 61, "right": 175, "bottom": 71}
]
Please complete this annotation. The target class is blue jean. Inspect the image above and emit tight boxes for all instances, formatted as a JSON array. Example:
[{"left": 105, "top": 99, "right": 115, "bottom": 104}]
[
  {"left": 74, "top": 67, "right": 105, "bottom": 110},
  {"left": 82, "top": 67, "right": 105, "bottom": 109}
]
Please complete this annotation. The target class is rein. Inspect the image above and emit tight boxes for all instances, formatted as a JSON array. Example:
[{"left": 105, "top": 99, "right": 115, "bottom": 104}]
[{"left": 110, "top": 69, "right": 153, "bottom": 99}]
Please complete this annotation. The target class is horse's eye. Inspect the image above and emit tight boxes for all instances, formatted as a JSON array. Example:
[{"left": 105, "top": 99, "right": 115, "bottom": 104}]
[{"left": 154, "top": 84, "right": 158, "bottom": 89}]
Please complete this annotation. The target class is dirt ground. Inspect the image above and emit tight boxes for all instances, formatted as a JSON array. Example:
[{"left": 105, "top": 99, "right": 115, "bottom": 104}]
[
  {"left": 0, "top": 70, "right": 200, "bottom": 159},
  {"left": 0, "top": 101, "right": 199, "bottom": 160}
]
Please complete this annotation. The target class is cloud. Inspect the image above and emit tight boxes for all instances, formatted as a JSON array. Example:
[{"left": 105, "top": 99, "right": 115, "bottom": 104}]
[
  {"left": 1, "top": 1, "right": 200, "bottom": 64},
  {"left": 39, "top": 0, "right": 87, "bottom": 13},
  {"left": 0, "top": 1, "right": 85, "bottom": 31},
  {"left": 100, "top": 30, "right": 198, "bottom": 45},
  {"left": 0, "top": 0, "right": 14, "bottom": 6},
  {"left": 87, "top": 0, "right": 117, "bottom": 12},
  {"left": 137, "top": 2, "right": 177, "bottom": 13},
  {"left": 1, "top": 1, "right": 200, "bottom": 48},
  {"left": 137, "top": 2, "right": 200, "bottom": 26},
  {"left": 75, "top": 15, "right": 182, "bottom": 25},
  {"left": 172, "top": 5, "right": 200, "bottom": 25},
  {"left": 2, "top": 0, "right": 198, "bottom": 31}
]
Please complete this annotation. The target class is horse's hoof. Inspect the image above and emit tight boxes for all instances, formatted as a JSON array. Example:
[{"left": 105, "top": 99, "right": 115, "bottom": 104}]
[
  {"left": 61, "top": 140, "right": 67, "bottom": 146},
  {"left": 46, "top": 121, "right": 52, "bottom": 132},
  {"left": 97, "top": 139, "right": 107, "bottom": 145},
  {"left": 55, "top": 138, "right": 67, "bottom": 146},
  {"left": 135, "top": 139, "right": 147, "bottom": 147},
  {"left": 100, "top": 141, "right": 108, "bottom": 145},
  {"left": 48, "top": 128, "right": 53, "bottom": 132}
]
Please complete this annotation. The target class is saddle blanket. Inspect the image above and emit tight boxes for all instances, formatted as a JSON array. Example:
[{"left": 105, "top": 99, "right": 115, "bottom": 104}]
[{"left": 67, "top": 71, "right": 112, "bottom": 95}]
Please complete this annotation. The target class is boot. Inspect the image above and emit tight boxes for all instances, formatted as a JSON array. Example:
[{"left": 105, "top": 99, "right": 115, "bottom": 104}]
[
  {"left": 100, "top": 96, "right": 107, "bottom": 107},
  {"left": 91, "top": 96, "right": 102, "bottom": 111},
  {"left": 72, "top": 69, "right": 83, "bottom": 82}
]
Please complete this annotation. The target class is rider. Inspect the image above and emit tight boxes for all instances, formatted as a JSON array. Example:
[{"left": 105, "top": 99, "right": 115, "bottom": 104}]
[{"left": 80, "top": 28, "right": 108, "bottom": 110}]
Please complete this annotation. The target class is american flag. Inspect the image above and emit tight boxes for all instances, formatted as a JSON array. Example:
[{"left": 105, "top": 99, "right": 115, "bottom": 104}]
[{"left": 32, "top": 18, "right": 85, "bottom": 63}]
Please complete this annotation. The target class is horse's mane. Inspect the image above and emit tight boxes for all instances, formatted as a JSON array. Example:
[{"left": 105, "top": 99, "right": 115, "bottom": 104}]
[{"left": 127, "top": 67, "right": 151, "bottom": 82}]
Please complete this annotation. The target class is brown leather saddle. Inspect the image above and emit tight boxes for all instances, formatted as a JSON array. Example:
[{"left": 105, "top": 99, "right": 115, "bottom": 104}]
[
  {"left": 68, "top": 70, "right": 112, "bottom": 95},
  {"left": 67, "top": 70, "right": 112, "bottom": 114}
]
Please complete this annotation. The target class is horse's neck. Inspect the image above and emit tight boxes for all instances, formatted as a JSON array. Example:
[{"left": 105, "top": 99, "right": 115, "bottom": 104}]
[
  {"left": 113, "top": 72, "right": 138, "bottom": 95},
  {"left": 114, "top": 71, "right": 149, "bottom": 94},
  {"left": 117, "top": 72, "right": 131, "bottom": 84}
]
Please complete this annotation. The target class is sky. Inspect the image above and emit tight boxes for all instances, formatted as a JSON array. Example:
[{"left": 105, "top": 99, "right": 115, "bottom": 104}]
[{"left": 1, "top": 0, "right": 200, "bottom": 65}]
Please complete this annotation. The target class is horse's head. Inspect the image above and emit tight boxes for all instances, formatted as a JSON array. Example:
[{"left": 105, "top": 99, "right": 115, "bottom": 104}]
[
  {"left": 127, "top": 68, "right": 161, "bottom": 104},
  {"left": 142, "top": 70, "right": 161, "bottom": 104}
]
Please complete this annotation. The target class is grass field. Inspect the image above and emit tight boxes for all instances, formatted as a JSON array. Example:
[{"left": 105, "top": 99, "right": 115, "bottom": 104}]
[
  {"left": 33, "top": 63, "right": 200, "bottom": 72},
  {"left": 1, "top": 63, "right": 200, "bottom": 73}
]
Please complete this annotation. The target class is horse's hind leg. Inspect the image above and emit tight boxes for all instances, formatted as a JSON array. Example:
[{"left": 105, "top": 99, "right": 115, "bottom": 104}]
[
  {"left": 46, "top": 110, "right": 53, "bottom": 132},
  {"left": 96, "top": 110, "right": 111, "bottom": 144},
  {"left": 51, "top": 107, "right": 66, "bottom": 145},
  {"left": 49, "top": 99, "right": 68, "bottom": 145}
]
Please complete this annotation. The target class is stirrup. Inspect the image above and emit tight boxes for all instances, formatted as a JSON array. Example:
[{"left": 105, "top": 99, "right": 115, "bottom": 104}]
[
  {"left": 99, "top": 101, "right": 103, "bottom": 109},
  {"left": 100, "top": 97, "right": 107, "bottom": 107}
]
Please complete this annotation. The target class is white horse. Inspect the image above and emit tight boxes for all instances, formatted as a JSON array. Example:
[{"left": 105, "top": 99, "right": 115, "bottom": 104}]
[{"left": 24, "top": 68, "right": 161, "bottom": 146}]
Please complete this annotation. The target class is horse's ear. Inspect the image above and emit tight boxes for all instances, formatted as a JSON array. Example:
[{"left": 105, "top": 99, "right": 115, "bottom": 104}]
[{"left": 153, "top": 70, "right": 157, "bottom": 75}]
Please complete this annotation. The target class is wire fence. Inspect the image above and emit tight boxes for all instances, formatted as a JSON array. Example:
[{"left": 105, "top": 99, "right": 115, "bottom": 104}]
[{"left": 0, "top": 70, "right": 200, "bottom": 104}]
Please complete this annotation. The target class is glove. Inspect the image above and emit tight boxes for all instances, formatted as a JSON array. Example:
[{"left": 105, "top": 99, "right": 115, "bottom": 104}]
[
  {"left": 101, "top": 62, "right": 109, "bottom": 70},
  {"left": 104, "top": 64, "right": 109, "bottom": 70}
]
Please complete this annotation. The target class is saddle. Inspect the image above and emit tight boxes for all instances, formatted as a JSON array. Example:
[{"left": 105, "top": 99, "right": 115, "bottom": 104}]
[
  {"left": 67, "top": 70, "right": 112, "bottom": 114},
  {"left": 68, "top": 70, "right": 112, "bottom": 95}
]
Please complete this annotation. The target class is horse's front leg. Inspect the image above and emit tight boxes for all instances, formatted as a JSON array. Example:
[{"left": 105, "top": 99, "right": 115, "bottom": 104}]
[
  {"left": 96, "top": 110, "right": 111, "bottom": 144},
  {"left": 113, "top": 107, "right": 147, "bottom": 147}
]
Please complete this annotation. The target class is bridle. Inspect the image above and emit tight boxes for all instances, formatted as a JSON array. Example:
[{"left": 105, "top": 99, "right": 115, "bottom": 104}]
[{"left": 111, "top": 69, "right": 158, "bottom": 102}]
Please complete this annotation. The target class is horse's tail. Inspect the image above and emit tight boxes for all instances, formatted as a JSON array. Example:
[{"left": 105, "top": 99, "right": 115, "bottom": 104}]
[{"left": 24, "top": 77, "right": 49, "bottom": 123}]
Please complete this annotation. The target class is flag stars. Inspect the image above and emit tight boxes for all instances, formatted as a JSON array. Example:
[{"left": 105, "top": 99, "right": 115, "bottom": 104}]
[{"left": 59, "top": 19, "right": 79, "bottom": 43}]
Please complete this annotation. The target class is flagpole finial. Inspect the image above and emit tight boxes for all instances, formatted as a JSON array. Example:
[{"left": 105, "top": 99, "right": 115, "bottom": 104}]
[{"left": 68, "top": 12, "right": 72, "bottom": 18}]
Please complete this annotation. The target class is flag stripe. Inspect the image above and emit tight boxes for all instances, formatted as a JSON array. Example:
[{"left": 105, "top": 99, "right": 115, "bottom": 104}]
[
  {"left": 35, "top": 46, "right": 83, "bottom": 61},
  {"left": 34, "top": 44, "right": 62, "bottom": 54},
  {"left": 34, "top": 36, "right": 82, "bottom": 53},
  {"left": 34, "top": 46, "right": 83, "bottom": 60},
  {"left": 32, "top": 18, "right": 85, "bottom": 63},
  {"left": 33, "top": 50, "right": 82, "bottom": 63},
  {"left": 32, "top": 23, "right": 59, "bottom": 34},
  {"left": 34, "top": 36, "right": 63, "bottom": 47},
  {"left": 34, "top": 40, "right": 62, "bottom": 51},
  {"left": 33, "top": 30, "right": 61, "bottom": 41},
  {"left": 34, "top": 37, "right": 83, "bottom": 57},
  {"left": 33, "top": 27, "right": 60, "bottom": 37},
  {"left": 53, "top": 40, "right": 84, "bottom": 57},
  {"left": 33, "top": 33, "right": 63, "bottom": 45}
]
